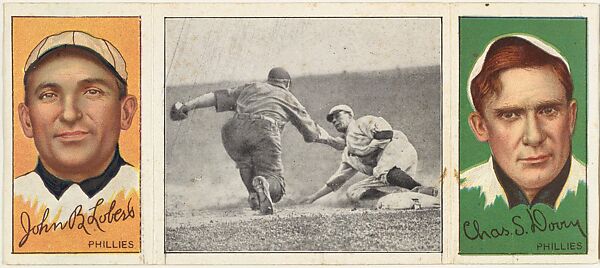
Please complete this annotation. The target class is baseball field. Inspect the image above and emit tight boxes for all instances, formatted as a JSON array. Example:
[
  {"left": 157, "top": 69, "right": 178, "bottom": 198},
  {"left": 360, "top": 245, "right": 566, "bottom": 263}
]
[
  {"left": 165, "top": 66, "right": 442, "bottom": 251},
  {"left": 165, "top": 202, "right": 441, "bottom": 252}
]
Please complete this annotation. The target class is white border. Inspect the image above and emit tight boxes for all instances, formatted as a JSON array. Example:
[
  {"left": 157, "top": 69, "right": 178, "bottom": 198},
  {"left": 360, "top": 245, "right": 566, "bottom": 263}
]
[
  {"left": 450, "top": 3, "right": 599, "bottom": 264},
  {"left": 2, "top": 2, "right": 597, "bottom": 265},
  {"left": 153, "top": 2, "right": 450, "bottom": 265},
  {"left": 2, "top": 3, "right": 153, "bottom": 265},
  {"left": 441, "top": 10, "right": 453, "bottom": 265},
  {"left": 151, "top": 7, "right": 165, "bottom": 265}
]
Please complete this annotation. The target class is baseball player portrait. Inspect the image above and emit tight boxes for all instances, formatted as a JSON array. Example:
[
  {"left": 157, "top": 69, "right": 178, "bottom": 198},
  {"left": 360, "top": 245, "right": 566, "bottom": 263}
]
[
  {"left": 300, "top": 104, "right": 439, "bottom": 207},
  {"left": 15, "top": 31, "right": 138, "bottom": 205},
  {"left": 460, "top": 35, "right": 585, "bottom": 209},
  {"left": 170, "top": 67, "right": 336, "bottom": 215},
  {"left": 14, "top": 30, "right": 139, "bottom": 229}
]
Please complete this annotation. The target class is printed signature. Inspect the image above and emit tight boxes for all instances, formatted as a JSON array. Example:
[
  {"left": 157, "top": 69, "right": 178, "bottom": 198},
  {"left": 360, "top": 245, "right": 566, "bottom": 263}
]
[
  {"left": 19, "top": 197, "right": 135, "bottom": 247},
  {"left": 462, "top": 207, "right": 586, "bottom": 240}
]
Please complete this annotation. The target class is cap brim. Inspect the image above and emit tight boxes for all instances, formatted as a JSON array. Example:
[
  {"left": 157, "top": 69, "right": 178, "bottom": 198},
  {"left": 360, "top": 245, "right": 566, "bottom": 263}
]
[
  {"left": 326, "top": 113, "right": 335, "bottom": 122},
  {"left": 327, "top": 109, "right": 346, "bottom": 122}
]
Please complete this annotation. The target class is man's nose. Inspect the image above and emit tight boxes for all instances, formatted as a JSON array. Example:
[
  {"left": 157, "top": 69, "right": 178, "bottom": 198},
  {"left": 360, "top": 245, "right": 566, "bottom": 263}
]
[
  {"left": 60, "top": 97, "right": 83, "bottom": 123},
  {"left": 522, "top": 113, "right": 546, "bottom": 146}
]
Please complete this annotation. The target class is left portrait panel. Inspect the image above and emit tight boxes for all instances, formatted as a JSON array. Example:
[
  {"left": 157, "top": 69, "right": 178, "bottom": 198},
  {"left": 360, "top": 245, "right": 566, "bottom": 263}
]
[{"left": 10, "top": 17, "right": 141, "bottom": 254}]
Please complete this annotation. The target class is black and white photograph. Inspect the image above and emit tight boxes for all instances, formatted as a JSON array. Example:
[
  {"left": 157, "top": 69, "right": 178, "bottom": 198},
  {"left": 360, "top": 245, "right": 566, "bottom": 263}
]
[{"left": 164, "top": 17, "right": 442, "bottom": 252}]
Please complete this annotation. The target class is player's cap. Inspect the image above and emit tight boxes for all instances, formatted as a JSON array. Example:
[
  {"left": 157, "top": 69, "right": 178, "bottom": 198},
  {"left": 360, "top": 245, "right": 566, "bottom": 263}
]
[
  {"left": 268, "top": 67, "right": 291, "bottom": 82},
  {"left": 467, "top": 34, "right": 569, "bottom": 110},
  {"left": 327, "top": 104, "right": 354, "bottom": 122},
  {"left": 24, "top": 31, "right": 127, "bottom": 84}
]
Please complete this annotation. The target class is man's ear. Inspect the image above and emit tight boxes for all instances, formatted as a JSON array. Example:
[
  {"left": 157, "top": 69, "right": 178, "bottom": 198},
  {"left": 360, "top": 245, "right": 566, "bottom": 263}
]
[
  {"left": 567, "top": 99, "right": 577, "bottom": 136},
  {"left": 18, "top": 103, "right": 34, "bottom": 138},
  {"left": 120, "top": 95, "right": 138, "bottom": 130},
  {"left": 468, "top": 111, "right": 489, "bottom": 142}
]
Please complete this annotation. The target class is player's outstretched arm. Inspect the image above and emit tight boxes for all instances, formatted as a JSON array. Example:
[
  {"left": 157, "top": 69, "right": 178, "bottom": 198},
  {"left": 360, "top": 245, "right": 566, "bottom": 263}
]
[
  {"left": 299, "top": 185, "right": 333, "bottom": 204},
  {"left": 299, "top": 162, "right": 357, "bottom": 204},
  {"left": 184, "top": 92, "right": 217, "bottom": 111},
  {"left": 315, "top": 125, "right": 346, "bottom": 150},
  {"left": 170, "top": 92, "right": 217, "bottom": 121}
]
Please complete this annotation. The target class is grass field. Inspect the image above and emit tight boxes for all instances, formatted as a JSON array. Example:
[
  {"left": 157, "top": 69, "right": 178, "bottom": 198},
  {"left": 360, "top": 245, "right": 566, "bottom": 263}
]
[{"left": 165, "top": 205, "right": 441, "bottom": 252}]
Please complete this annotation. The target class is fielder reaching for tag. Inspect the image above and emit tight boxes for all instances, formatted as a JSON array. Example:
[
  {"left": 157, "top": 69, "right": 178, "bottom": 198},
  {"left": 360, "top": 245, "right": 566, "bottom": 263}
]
[
  {"left": 170, "top": 67, "right": 336, "bottom": 215},
  {"left": 300, "top": 104, "right": 438, "bottom": 208}
]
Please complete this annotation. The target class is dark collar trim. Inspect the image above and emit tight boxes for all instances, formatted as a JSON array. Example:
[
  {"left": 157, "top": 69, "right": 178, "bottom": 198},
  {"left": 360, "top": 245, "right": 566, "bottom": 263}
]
[
  {"left": 493, "top": 156, "right": 571, "bottom": 209},
  {"left": 35, "top": 148, "right": 126, "bottom": 200}
]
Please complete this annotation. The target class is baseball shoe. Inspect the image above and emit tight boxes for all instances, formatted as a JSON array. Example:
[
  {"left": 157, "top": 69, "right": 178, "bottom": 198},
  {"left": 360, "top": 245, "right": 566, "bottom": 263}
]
[
  {"left": 248, "top": 192, "right": 259, "bottom": 210},
  {"left": 252, "top": 176, "right": 273, "bottom": 215}
]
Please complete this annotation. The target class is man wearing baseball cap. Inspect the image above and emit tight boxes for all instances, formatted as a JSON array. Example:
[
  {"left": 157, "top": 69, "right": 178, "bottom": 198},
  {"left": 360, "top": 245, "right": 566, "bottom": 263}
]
[
  {"left": 170, "top": 67, "right": 335, "bottom": 215},
  {"left": 15, "top": 31, "right": 138, "bottom": 225},
  {"left": 301, "top": 104, "right": 438, "bottom": 207},
  {"left": 461, "top": 35, "right": 584, "bottom": 209}
]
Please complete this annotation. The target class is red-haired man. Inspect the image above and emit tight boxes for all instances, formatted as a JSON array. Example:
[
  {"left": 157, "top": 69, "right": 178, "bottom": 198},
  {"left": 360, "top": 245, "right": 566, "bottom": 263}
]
[{"left": 461, "top": 35, "right": 585, "bottom": 209}]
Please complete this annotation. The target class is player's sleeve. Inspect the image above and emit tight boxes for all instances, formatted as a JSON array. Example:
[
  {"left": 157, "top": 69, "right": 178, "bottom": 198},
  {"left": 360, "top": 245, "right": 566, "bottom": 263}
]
[
  {"left": 325, "top": 162, "right": 358, "bottom": 191},
  {"left": 349, "top": 116, "right": 393, "bottom": 156},
  {"left": 282, "top": 93, "right": 325, "bottom": 142},
  {"left": 214, "top": 84, "right": 245, "bottom": 112}
]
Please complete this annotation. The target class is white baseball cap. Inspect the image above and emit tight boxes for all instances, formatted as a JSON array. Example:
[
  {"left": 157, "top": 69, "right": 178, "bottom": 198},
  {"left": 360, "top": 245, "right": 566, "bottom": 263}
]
[
  {"left": 327, "top": 104, "right": 354, "bottom": 122},
  {"left": 24, "top": 31, "right": 127, "bottom": 83},
  {"left": 467, "top": 34, "right": 570, "bottom": 110}
]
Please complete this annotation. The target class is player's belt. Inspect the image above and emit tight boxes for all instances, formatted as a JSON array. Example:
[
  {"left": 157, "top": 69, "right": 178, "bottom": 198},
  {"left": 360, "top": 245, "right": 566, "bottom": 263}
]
[{"left": 234, "top": 113, "right": 278, "bottom": 127}]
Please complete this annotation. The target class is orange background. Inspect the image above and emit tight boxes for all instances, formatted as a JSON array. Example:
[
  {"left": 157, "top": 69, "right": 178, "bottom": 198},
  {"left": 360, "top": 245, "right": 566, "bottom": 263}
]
[{"left": 12, "top": 17, "right": 141, "bottom": 177}]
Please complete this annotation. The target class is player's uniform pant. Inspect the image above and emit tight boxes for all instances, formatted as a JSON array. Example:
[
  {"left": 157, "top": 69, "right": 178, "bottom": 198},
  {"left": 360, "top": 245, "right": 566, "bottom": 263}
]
[
  {"left": 346, "top": 139, "right": 420, "bottom": 202},
  {"left": 221, "top": 115, "right": 285, "bottom": 203}
]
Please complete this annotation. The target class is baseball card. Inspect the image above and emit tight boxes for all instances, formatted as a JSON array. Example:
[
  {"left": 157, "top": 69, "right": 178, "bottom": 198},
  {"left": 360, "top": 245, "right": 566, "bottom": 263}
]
[
  {"left": 2, "top": 1, "right": 600, "bottom": 266},
  {"left": 2, "top": 3, "right": 154, "bottom": 264},
  {"left": 452, "top": 3, "right": 599, "bottom": 264}
]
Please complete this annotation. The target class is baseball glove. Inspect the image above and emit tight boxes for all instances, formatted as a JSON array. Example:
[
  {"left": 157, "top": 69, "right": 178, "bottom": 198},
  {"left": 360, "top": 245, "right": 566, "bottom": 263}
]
[{"left": 170, "top": 102, "right": 189, "bottom": 121}]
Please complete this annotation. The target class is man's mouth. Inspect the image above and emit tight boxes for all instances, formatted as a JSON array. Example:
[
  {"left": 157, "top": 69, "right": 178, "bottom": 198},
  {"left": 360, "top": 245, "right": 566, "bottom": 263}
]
[
  {"left": 55, "top": 131, "right": 89, "bottom": 141},
  {"left": 519, "top": 154, "right": 551, "bottom": 164}
]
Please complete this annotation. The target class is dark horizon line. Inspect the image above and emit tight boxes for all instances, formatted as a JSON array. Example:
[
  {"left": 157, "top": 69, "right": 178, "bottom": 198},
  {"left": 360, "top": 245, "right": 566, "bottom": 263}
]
[{"left": 166, "top": 64, "right": 441, "bottom": 88}]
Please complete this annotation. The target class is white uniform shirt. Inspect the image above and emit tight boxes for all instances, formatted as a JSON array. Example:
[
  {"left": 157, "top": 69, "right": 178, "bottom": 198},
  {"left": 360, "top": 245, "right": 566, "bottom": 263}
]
[
  {"left": 326, "top": 116, "right": 418, "bottom": 190},
  {"left": 342, "top": 116, "right": 418, "bottom": 179},
  {"left": 460, "top": 156, "right": 585, "bottom": 208},
  {"left": 14, "top": 163, "right": 139, "bottom": 223}
]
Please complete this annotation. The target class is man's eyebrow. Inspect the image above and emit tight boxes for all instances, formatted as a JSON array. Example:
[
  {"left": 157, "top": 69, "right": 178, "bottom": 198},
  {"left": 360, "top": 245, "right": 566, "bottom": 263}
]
[
  {"left": 33, "top": 82, "right": 61, "bottom": 95},
  {"left": 491, "top": 99, "right": 565, "bottom": 113},
  {"left": 492, "top": 105, "right": 525, "bottom": 114},
  {"left": 78, "top": 78, "right": 116, "bottom": 89},
  {"left": 533, "top": 99, "right": 565, "bottom": 109}
]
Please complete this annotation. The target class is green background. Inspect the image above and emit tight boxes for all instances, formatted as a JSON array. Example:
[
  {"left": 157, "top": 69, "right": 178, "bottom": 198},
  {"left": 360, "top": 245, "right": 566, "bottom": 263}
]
[
  {"left": 459, "top": 17, "right": 588, "bottom": 254},
  {"left": 460, "top": 183, "right": 587, "bottom": 254},
  {"left": 459, "top": 17, "right": 587, "bottom": 170}
]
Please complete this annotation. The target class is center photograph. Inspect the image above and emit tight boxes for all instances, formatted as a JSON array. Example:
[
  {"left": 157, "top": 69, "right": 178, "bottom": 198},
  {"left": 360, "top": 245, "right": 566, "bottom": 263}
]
[{"left": 163, "top": 17, "right": 443, "bottom": 252}]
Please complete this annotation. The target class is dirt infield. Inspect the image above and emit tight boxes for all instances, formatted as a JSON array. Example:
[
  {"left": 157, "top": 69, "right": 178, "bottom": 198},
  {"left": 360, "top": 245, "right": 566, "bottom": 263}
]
[{"left": 165, "top": 205, "right": 441, "bottom": 252}]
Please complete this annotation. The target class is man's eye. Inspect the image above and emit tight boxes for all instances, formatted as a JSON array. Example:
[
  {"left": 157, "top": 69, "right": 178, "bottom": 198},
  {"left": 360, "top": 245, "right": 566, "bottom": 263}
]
[
  {"left": 39, "top": 92, "right": 57, "bottom": 101},
  {"left": 84, "top": 88, "right": 103, "bottom": 96},
  {"left": 500, "top": 112, "right": 519, "bottom": 120},
  {"left": 540, "top": 107, "right": 558, "bottom": 116}
]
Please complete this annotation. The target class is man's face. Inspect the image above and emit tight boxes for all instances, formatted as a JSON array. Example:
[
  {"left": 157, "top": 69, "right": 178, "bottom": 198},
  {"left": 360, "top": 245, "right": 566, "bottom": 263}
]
[
  {"left": 331, "top": 111, "right": 353, "bottom": 133},
  {"left": 18, "top": 47, "right": 136, "bottom": 180},
  {"left": 469, "top": 66, "right": 577, "bottom": 195}
]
